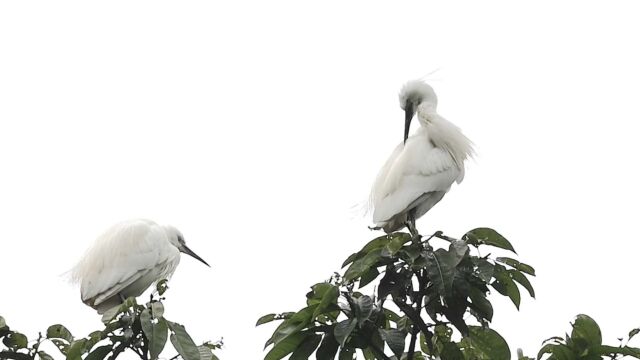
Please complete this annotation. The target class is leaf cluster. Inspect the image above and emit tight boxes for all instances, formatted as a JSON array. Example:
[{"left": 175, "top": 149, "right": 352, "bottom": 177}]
[
  {"left": 531, "top": 314, "right": 640, "bottom": 360},
  {"left": 0, "top": 281, "right": 222, "bottom": 360},
  {"left": 259, "top": 228, "right": 536, "bottom": 360}
]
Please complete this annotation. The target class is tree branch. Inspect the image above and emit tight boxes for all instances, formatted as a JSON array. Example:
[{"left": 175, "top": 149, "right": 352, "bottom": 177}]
[{"left": 407, "top": 327, "right": 419, "bottom": 360}]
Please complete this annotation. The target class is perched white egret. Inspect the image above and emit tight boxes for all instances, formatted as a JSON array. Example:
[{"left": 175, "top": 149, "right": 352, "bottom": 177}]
[
  {"left": 71, "top": 219, "right": 209, "bottom": 314},
  {"left": 370, "top": 80, "right": 474, "bottom": 235}
]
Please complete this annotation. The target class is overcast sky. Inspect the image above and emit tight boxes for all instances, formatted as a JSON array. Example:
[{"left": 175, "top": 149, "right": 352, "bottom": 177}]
[{"left": 2, "top": 1, "right": 640, "bottom": 359}]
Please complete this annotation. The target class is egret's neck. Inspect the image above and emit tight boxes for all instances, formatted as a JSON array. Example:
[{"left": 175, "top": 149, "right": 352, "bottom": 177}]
[{"left": 416, "top": 102, "right": 438, "bottom": 127}]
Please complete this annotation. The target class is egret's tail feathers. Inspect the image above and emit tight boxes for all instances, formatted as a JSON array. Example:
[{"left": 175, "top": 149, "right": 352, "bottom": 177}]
[{"left": 348, "top": 197, "right": 372, "bottom": 221}]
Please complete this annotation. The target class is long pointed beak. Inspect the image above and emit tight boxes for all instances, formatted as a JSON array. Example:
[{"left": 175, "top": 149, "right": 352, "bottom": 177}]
[
  {"left": 181, "top": 245, "right": 210, "bottom": 267},
  {"left": 404, "top": 104, "right": 414, "bottom": 144}
]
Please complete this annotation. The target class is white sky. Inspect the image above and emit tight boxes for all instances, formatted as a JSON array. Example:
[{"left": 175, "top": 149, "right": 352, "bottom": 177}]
[{"left": 2, "top": 1, "right": 640, "bottom": 359}]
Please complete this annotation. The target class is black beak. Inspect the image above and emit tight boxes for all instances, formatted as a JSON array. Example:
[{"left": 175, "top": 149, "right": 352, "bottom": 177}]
[
  {"left": 404, "top": 103, "right": 414, "bottom": 144},
  {"left": 181, "top": 245, "right": 210, "bottom": 267}
]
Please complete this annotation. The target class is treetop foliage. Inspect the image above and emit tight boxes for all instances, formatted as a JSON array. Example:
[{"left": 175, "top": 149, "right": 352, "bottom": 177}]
[
  {"left": 0, "top": 282, "right": 222, "bottom": 360},
  {"left": 258, "top": 228, "right": 640, "bottom": 360}
]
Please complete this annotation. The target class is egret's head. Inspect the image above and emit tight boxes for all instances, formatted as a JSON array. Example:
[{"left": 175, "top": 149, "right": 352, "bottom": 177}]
[
  {"left": 164, "top": 225, "right": 210, "bottom": 267},
  {"left": 399, "top": 80, "right": 437, "bottom": 144}
]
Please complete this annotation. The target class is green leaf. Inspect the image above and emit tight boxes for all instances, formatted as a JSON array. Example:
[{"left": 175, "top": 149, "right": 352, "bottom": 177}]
[
  {"left": 571, "top": 314, "right": 602, "bottom": 347},
  {"left": 66, "top": 339, "right": 88, "bottom": 360},
  {"left": 312, "top": 285, "right": 339, "bottom": 320},
  {"left": 381, "top": 233, "right": 412, "bottom": 257},
  {"left": 440, "top": 342, "right": 464, "bottom": 360},
  {"left": 492, "top": 265, "right": 521, "bottom": 309},
  {"left": 354, "top": 296, "right": 374, "bottom": 327},
  {"left": 38, "top": 351, "right": 55, "bottom": 360},
  {"left": 157, "top": 279, "right": 169, "bottom": 296},
  {"left": 100, "top": 305, "right": 122, "bottom": 324},
  {"left": 47, "top": 324, "right": 74, "bottom": 343},
  {"left": 198, "top": 345, "right": 214, "bottom": 360},
  {"left": 536, "top": 343, "right": 555, "bottom": 360},
  {"left": 338, "top": 347, "right": 355, "bottom": 360},
  {"left": 270, "top": 306, "right": 315, "bottom": 346},
  {"left": 51, "top": 339, "right": 70, "bottom": 354},
  {"left": 341, "top": 235, "right": 393, "bottom": 268},
  {"left": 598, "top": 345, "right": 640, "bottom": 357},
  {"left": 334, "top": 319, "right": 357, "bottom": 347},
  {"left": 265, "top": 331, "right": 307, "bottom": 360},
  {"left": 468, "top": 326, "right": 511, "bottom": 360},
  {"left": 316, "top": 333, "right": 339, "bottom": 360},
  {"left": 256, "top": 314, "right": 277, "bottom": 327},
  {"left": 0, "top": 351, "right": 31, "bottom": 360},
  {"left": 290, "top": 334, "right": 322, "bottom": 360},
  {"left": 383, "top": 308, "right": 401, "bottom": 324},
  {"left": 358, "top": 267, "right": 380, "bottom": 288},
  {"left": 151, "top": 301, "right": 165, "bottom": 318},
  {"left": 378, "top": 329, "right": 405, "bottom": 359},
  {"left": 3, "top": 332, "right": 28, "bottom": 349},
  {"left": 630, "top": 328, "right": 640, "bottom": 341},
  {"left": 83, "top": 346, "right": 112, "bottom": 360},
  {"left": 474, "top": 259, "right": 494, "bottom": 283},
  {"left": 84, "top": 331, "right": 103, "bottom": 351},
  {"left": 496, "top": 257, "right": 536, "bottom": 276},
  {"left": 0, "top": 316, "right": 5, "bottom": 328},
  {"left": 141, "top": 310, "right": 169, "bottom": 360},
  {"left": 425, "top": 249, "right": 456, "bottom": 296},
  {"left": 344, "top": 248, "right": 383, "bottom": 282},
  {"left": 517, "top": 263, "right": 535, "bottom": 276},
  {"left": 449, "top": 239, "right": 469, "bottom": 266},
  {"left": 509, "top": 270, "right": 535, "bottom": 298},
  {"left": 168, "top": 322, "right": 201, "bottom": 360},
  {"left": 468, "top": 287, "right": 493, "bottom": 322},
  {"left": 463, "top": 228, "right": 516, "bottom": 254}
]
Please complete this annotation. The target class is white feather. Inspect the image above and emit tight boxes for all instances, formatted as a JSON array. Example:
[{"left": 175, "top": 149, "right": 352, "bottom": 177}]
[
  {"left": 71, "top": 219, "right": 182, "bottom": 313},
  {"left": 370, "top": 80, "right": 474, "bottom": 233}
]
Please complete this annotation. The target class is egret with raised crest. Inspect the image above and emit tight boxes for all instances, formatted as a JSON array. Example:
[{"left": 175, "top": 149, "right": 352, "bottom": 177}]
[
  {"left": 71, "top": 219, "right": 210, "bottom": 313},
  {"left": 370, "top": 80, "right": 474, "bottom": 235}
]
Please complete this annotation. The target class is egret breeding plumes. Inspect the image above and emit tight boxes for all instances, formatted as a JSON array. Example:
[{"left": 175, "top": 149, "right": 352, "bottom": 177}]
[
  {"left": 370, "top": 80, "right": 474, "bottom": 235},
  {"left": 71, "top": 219, "right": 210, "bottom": 314}
]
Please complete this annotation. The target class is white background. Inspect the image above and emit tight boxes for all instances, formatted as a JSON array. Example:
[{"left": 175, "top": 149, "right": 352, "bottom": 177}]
[{"left": 2, "top": 1, "right": 640, "bottom": 359}]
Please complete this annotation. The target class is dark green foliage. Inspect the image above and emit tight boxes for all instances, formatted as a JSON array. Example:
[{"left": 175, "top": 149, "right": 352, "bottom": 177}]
[
  {"left": 259, "top": 228, "right": 536, "bottom": 359},
  {"left": 533, "top": 314, "right": 640, "bottom": 360},
  {"left": 0, "top": 283, "right": 222, "bottom": 360}
]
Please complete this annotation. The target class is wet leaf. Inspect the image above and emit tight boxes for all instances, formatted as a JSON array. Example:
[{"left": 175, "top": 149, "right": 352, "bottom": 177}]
[
  {"left": 83, "top": 346, "right": 112, "bottom": 360},
  {"left": 334, "top": 319, "right": 357, "bottom": 347},
  {"left": 264, "top": 331, "right": 307, "bottom": 360},
  {"left": 47, "top": 324, "right": 73, "bottom": 343},
  {"left": 289, "top": 333, "right": 322, "bottom": 360},
  {"left": 463, "top": 228, "right": 516, "bottom": 254},
  {"left": 256, "top": 314, "right": 277, "bottom": 327},
  {"left": 168, "top": 322, "right": 200, "bottom": 360},
  {"left": 571, "top": 314, "right": 602, "bottom": 346},
  {"left": 378, "top": 329, "right": 405, "bottom": 359},
  {"left": 468, "top": 326, "right": 511, "bottom": 360}
]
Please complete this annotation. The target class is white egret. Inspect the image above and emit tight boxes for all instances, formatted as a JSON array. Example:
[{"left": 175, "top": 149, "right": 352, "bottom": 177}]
[
  {"left": 71, "top": 219, "right": 209, "bottom": 314},
  {"left": 370, "top": 80, "right": 474, "bottom": 235}
]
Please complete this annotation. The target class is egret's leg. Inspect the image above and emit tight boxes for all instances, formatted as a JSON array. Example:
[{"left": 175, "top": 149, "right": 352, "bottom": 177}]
[{"left": 405, "top": 210, "right": 420, "bottom": 241}]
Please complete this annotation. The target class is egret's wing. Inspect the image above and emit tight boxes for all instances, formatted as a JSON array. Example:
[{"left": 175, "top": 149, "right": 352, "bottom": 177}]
[
  {"left": 372, "top": 137, "right": 461, "bottom": 224},
  {"left": 74, "top": 220, "right": 178, "bottom": 305}
]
